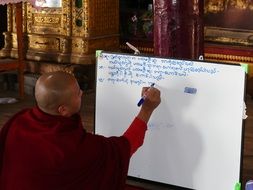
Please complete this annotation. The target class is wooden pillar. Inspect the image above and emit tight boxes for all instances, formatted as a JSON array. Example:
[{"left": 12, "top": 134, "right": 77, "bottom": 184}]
[
  {"left": 16, "top": 2, "right": 25, "bottom": 98},
  {"left": 153, "top": 0, "right": 204, "bottom": 60}
]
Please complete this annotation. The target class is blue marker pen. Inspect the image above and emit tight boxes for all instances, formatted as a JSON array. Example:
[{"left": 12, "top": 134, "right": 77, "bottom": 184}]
[{"left": 137, "top": 83, "right": 155, "bottom": 107}]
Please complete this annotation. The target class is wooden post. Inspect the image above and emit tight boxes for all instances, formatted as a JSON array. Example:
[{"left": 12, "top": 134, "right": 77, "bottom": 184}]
[
  {"left": 153, "top": 0, "right": 204, "bottom": 60},
  {"left": 15, "top": 2, "right": 25, "bottom": 99}
]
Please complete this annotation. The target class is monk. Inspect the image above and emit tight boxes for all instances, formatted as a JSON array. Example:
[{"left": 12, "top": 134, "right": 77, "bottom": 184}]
[{"left": 0, "top": 71, "right": 161, "bottom": 190}]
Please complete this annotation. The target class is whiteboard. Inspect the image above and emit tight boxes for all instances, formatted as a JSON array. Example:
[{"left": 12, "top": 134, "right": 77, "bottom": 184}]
[{"left": 95, "top": 52, "right": 246, "bottom": 190}]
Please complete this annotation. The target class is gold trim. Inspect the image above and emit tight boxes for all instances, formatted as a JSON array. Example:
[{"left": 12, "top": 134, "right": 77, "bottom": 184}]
[
  {"left": 7, "top": 4, "right": 12, "bottom": 32},
  {"left": 205, "top": 26, "right": 253, "bottom": 46},
  {"left": 120, "top": 44, "right": 154, "bottom": 54},
  {"left": 33, "top": 14, "right": 61, "bottom": 26},
  {"left": 204, "top": 53, "right": 253, "bottom": 63}
]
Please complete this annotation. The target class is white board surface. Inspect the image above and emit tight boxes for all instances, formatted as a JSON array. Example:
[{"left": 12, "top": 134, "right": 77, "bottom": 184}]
[{"left": 95, "top": 52, "right": 246, "bottom": 190}]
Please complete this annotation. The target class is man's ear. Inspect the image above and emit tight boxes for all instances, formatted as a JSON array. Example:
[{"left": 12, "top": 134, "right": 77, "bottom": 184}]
[{"left": 58, "top": 105, "right": 69, "bottom": 117}]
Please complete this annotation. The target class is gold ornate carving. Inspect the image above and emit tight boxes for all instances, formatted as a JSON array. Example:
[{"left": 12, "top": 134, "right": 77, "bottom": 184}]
[
  {"left": 25, "top": 0, "right": 71, "bottom": 59},
  {"left": 60, "top": 0, "right": 71, "bottom": 36},
  {"left": 27, "top": 0, "right": 70, "bottom": 35},
  {"left": 205, "top": 26, "right": 253, "bottom": 46},
  {"left": 205, "top": 0, "right": 253, "bottom": 14},
  {"left": 7, "top": 5, "right": 12, "bottom": 32},
  {"left": 33, "top": 14, "right": 61, "bottom": 26},
  {"left": 83, "top": 0, "right": 89, "bottom": 36},
  {"left": 205, "top": 53, "right": 253, "bottom": 63},
  {"left": 1, "top": 0, "right": 119, "bottom": 65},
  {"left": 12, "top": 34, "right": 18, "bottom": 49},
  {"left": 28, "top": 35, "right": 60, "bottom": 51},
  {"left": 204, "top": 0, "right": 225, "bottom": 13},
  {"left": 31, "top": 26, "right": 61, "bottom": 34},
  {"left": 72, "top": 38, "right": 89, "bottom": 54},
  {"left": 60, "top": 38, "right": 71, "bottom": 54},
  {"left": 204, "top": 52, "right": 253, "bottom": 77},
  {"left": 0, "top": 32, "right": 12, "bottom": 57},
  {"left": 72, "top": 36, "right": 119, "bottom": 56},
  {"left": 72, "top": 0, "right": 87, "bottom": 36}
]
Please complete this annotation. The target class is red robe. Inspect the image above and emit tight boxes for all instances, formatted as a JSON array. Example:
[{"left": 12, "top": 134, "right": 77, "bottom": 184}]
[{"left": 0, "top": 107, "right": 147, "bottom": 190}]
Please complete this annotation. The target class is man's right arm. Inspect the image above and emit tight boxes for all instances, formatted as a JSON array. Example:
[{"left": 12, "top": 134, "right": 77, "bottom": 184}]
[{"left": 123, "top": 87, "right": 161, "bottom": 156}]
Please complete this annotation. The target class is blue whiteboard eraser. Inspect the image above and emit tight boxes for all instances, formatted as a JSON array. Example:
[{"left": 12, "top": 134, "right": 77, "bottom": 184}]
[
  {"left": 184, "top": 87, "right": 197, "bottom": 94},
  {"left": 246, "top": 180, "right": 253, "bottom": 190}
]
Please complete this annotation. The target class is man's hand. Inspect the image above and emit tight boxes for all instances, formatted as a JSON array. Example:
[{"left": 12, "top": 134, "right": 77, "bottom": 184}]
[{"left": 137, "top": 87, "right": 161, "bottom": 123}]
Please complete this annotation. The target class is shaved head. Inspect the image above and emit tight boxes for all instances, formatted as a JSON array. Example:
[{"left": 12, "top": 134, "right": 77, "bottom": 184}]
[{"left": 35, "top": 71, "right": 82, "bottom": 116}]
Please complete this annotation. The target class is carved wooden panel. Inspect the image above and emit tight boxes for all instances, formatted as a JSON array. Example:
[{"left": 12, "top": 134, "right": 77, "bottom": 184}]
[
  {"left": 28, "top": 35, "right": 60, "bottom": 52},
  {"left": 0, "top": 0, "right": 119, "bottom": 65}
]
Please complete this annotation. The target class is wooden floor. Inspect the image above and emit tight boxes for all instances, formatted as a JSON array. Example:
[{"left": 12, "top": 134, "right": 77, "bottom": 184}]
[
  {"left": 0, "top": 90, "right": 253, "bottom": 189},
  {"left": 0, "top": 89, "right": 95, "bottom": 133}
]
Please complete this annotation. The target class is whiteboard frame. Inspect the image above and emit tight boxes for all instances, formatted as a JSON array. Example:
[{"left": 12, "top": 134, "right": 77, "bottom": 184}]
[{"left": 94, "top": 51, "right": 246, "bottom": 190}]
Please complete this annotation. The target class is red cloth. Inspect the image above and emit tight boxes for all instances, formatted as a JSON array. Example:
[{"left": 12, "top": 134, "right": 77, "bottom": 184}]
[
  {"left": 123, "top": 118, "right": 147, "bottom": 156},
  {"left": 0, "top": 107, "right": 147, "bottom": 190}
]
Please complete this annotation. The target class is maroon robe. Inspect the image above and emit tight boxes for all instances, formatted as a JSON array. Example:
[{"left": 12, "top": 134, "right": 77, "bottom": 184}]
[{"left": 0, "top": 107, "right": 147, "bottom": 190}]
